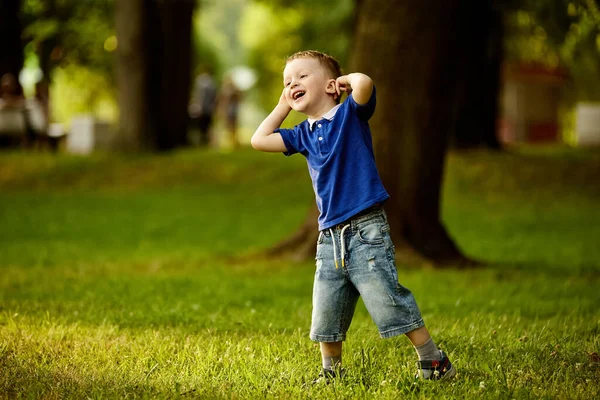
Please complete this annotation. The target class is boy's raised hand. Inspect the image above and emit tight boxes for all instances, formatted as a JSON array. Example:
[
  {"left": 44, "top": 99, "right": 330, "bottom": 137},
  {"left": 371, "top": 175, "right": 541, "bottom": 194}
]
[
  {"left": 250, "top": 88, "right": 290, "bottom": 153},
  {"left": 335, "top": 75, "right": 353, "bottom": 98},
  {"left": 279, "top": 87, "right": 292, "bottom": 111},
  {"left": 336, "top": 73, "right": 373, "bottom": 105}
]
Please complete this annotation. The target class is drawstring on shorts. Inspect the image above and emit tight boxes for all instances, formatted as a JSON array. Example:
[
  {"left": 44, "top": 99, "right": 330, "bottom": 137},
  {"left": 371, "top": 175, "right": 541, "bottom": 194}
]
[{"left": 329, "top": 224, "right": 351, "bottom": 269}]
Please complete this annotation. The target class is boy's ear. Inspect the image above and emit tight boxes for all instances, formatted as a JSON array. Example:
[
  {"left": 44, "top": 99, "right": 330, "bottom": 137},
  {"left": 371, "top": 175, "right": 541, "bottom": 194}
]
[
  {"left": 325, "top": 79, "right": 337, "bottom": 94},
  {"left": 326, "top": 79, "right": 338, "bottom": 100}
]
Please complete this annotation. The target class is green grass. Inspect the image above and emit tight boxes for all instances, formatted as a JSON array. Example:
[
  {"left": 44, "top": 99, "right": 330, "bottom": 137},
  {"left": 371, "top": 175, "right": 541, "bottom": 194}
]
[{"left": 1, "top": 146, "right": 599, "bottom": 399}]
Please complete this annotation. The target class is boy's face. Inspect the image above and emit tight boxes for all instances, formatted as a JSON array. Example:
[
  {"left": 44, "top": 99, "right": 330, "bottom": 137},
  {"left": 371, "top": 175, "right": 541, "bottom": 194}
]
[{"left": 283, "top": 57, "right": 336, "bottom": 116}]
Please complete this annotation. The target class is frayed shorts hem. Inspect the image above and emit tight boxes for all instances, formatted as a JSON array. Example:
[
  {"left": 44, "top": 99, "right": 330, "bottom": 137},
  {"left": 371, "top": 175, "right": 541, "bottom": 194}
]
[
  {"left": 379, "top": 319, "right": 425, "bottom": 339},
  {"left": 309, "top": 318, "right": 425, "bottom": 342},
  {"left": 310, "top": 333, "right": 347, "bottom": 343}
]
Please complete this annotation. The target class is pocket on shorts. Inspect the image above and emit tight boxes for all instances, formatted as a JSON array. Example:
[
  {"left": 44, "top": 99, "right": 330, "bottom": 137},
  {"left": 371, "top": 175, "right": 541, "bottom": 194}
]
[
  {"left": 315, "top": 231, "right": 326, "bottom": 262},
  {"left": 358, "top": 221, "right": 386, "bottom": 245}
]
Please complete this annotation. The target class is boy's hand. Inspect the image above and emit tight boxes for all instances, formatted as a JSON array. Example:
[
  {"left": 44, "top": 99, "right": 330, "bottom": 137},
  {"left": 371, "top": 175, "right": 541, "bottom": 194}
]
[
  {"left": 336, "top": 73, "right": 373, "bottom": 105},
  {"left": 278, "top": 88, "right": 292, "bottom": 111},
  {"left": 250, "top": 88, "right": 291, "bottom": 153},
  {"left": 335, "top": 75, "right": 353, "bottom": 98}
]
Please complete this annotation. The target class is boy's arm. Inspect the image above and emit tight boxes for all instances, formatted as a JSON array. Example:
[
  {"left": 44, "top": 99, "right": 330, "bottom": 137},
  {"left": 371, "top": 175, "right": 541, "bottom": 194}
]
[
  {"left": 335, "top": 73, "right": 373, "bottom": 105},
  {"left": 250, "top": 90, "right": 291, "bottom": 152}
]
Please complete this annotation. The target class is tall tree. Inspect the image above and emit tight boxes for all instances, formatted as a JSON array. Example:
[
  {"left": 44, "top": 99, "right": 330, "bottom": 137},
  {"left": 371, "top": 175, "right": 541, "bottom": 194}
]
[
  {"left": 350, "top": 0, "right": 469, "bottom": 264},
  {"left": 0, "top": 0, "right": 24, "bottom": 87},
  {"left": 115, "top": 0, "right": 152, "bottom": 150},
  {"left": 271, "top": 0, "right": 477, "bottom": 266},
  {"left": 452, "top": 1, "right": 503, "bottom": 149},
  {"left": 115, "top": 0, "right": 194, "bottom": 151}
]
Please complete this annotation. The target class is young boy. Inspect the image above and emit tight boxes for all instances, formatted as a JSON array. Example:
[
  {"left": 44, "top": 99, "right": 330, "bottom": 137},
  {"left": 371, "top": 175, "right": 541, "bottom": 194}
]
[{"left": 251, "top": 50, "right": 456, "bottom": 382}]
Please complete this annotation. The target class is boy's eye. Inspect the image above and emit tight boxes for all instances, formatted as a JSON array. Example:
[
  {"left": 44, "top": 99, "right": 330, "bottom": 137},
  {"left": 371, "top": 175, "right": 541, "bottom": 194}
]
[
  {"left": 300, "top": 74, "right": 307, "bottom": 78},
  {"left": 284, "top": 82, "right": 290, "bottom": 87}
]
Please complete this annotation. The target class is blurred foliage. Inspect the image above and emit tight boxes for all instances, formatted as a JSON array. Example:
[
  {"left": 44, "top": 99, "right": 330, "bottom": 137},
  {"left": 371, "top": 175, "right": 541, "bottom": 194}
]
[
  {"left": 192, "top": 8, "right": 225, "bottom": 81},
  {"left": 240, "top": 0, "right": 354, "bottom": 122},
  {"left": 20, "top": 0, "right": 115, "bottom": 75},
  {"left": 20, "top": 0, "right": 117, "bottom": 124},
  {"left": 51, "top": 64, "right": 118, "bottom": 127},
  {"left": 504, "top": 0, "right": 600, "bottom": 101},
  {"left": 193, "top": 0, "right": 248, "bottom": 79},
  {"left": 12, "top": 0, "right": 599, "bottom": 127}
]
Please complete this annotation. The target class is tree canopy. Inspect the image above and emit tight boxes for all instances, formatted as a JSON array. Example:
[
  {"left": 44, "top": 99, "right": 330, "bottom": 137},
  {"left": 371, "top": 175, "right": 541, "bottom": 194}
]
[
  {"left": 20, "top": 0, "right": 115, "bottom": 77},
  {"left": 504, "top": 0, "right": 600, "bottom": 100},
  {"left": 3, "top": 0, "right": 598, "bottom": 135}
]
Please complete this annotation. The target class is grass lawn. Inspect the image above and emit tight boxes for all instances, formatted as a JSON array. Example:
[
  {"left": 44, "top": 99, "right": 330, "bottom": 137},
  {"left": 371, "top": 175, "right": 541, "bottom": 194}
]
[{"left": 1, "top": 146, "right": 599, "bottom": 399}]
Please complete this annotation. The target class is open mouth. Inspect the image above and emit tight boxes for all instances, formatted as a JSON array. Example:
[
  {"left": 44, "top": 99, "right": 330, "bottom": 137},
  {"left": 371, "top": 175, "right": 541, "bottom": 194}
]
[{"left": 293, "top": 91, "right": 305, "bottom": 100}]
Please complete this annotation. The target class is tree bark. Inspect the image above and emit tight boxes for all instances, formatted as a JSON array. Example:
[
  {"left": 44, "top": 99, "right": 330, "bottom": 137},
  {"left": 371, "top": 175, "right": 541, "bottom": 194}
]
[
  {"left": 37, "top": 0, "right": 60, "bottom": 81},
  {"left": 116, "top": 0, "right": 155, "bottom": 150},
  {"left": 0, "top": 0, "right": 24, "bottom": 88},
  {"left": 267, "top": 205, "right": 319, "bottom": 261},
  {"left": 350, "top": 0, "right": 469, "bottom": 265},
  {"left": 115, "top": 0, "right": 194, "bottom": 151},
  {"left": 149, "top": 0, "right": 194, "bottom": 150},
  {"left": 452, "top": 1, "right": 503, "bottom": 150}
]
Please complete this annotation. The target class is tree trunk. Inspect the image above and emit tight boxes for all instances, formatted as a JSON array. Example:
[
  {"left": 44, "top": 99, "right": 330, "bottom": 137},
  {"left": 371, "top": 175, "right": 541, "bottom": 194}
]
[
  {"left": 37, "top": 0, "right": 59, "bottom": 81},
  {"left": 0, "top": 0, "right": 24, "bottom": 88},
  {"left": 452, "top": 1, "right": 503, "bottom": 150},
  {"left": 350, "top": 0, "right": 470, "bottom": 265},
  {"left": 267, "top": 205, "right": 319, "bottom": 261},
  {"left": 116, "top": 0, "right": 155, "bottom": 151},
  {"left": 115, "top": 0, "right": 194, "bottom": 151},
  {"left": 149, "top": 0, "right": 194, "bottom": 150}
]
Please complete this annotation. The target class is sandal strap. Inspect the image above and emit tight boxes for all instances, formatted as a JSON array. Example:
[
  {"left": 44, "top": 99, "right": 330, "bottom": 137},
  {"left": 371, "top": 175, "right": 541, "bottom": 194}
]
[{"left": 417, "top": 357, "right": 450, "bottom": 371}]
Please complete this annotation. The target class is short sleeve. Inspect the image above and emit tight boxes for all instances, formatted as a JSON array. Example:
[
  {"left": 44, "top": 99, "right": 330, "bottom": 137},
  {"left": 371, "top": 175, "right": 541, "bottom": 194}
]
[
  {"left": 348, "top": 85, "right": 376, "bottom": 121},
  {"left": 276, "top": 125, "right": 304, "bottom": 156}
]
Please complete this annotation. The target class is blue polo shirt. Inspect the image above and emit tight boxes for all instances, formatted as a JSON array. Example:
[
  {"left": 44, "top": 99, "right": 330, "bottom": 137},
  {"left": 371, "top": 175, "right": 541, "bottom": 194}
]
[{"left": 277, "top": 87, "right": 389, "bottom": 231}]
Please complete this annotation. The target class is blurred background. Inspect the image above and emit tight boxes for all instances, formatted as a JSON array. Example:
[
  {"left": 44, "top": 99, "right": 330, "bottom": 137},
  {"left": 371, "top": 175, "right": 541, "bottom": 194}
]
[
  {"left": 0, "top": 0, "right": 599, "bottom": 154},
  {"left": 1, "top": 3, "right": 599, "bottom": 397}
]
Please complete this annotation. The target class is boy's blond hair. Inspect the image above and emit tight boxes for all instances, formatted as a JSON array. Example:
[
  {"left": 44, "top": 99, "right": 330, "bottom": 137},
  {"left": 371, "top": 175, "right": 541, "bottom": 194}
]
[
  {"left": 286, "top": 50, "right": 343, "bottom": 103},
  {"left": 286, "top": 50, "right": 343, "bottom": 79}
]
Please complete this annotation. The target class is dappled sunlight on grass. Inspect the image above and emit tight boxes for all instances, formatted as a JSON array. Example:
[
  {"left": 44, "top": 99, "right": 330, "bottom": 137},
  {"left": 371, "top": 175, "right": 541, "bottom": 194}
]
[
  {"left": 0, "top": 148, "right": 309, "bottom": 192},
  {"left": 443, "top": 147, "right": 600, "bottom": 270},
  {"left": 1, "top": 146, "right": 599, "bottom": 398}
]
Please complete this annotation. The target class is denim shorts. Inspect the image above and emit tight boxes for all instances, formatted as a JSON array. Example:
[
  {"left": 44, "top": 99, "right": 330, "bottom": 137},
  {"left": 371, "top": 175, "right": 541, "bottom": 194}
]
[{"left": 310, "top": 207, "right": 424, "bottom": 342}]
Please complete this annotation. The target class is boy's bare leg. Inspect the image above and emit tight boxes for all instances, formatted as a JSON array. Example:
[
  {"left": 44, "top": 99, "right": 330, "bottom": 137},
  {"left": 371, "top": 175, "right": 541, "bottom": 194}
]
[
  {"left": 407, "top": 326, "right": 456, "bottom": 379},
  {"left": 406, "top": 326, "right": 441, "bottom": 360},
  {"left": 405, "top": 326, "right": 431, "bottom": 347},
  {"left": 320, "top": 341, "right": 342, "bottom": 357},
  {"left": 320, "top": 342, "right": 342, "bottom": 371}
]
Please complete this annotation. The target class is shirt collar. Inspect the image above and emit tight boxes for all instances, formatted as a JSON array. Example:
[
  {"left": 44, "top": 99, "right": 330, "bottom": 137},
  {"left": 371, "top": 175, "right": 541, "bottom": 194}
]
[{"left": 308, "top": 104, "right": 342, "bottom": 127}]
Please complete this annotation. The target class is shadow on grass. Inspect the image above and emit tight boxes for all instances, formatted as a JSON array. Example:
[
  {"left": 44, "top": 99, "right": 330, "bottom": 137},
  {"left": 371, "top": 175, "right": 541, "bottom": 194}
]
[{"left": 0, "top": 360, "right": 224, "bottom": 399}]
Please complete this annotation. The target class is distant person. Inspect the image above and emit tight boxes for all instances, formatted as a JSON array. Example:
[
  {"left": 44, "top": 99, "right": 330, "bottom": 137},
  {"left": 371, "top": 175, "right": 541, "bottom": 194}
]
[
  {"left": 189, "top": 66, "right": 217, "bottom": 146},
  {"left": 0, "top": 73, "right": 25, "bottom": 109},
  {"left": 27, "top": 79, "right": 52, "bottom": 150},
  {"left": 251, "top": 50, "right": 456, "bottom": 383},
  {"left": 218, "top": 74, "right": 242, "bottom": 148},
  {"left": 0, "top": 73, "right": 28, "bottom": 147},
  {"left": 33, "top": 79, "right": 50, "bottom": 122}
]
